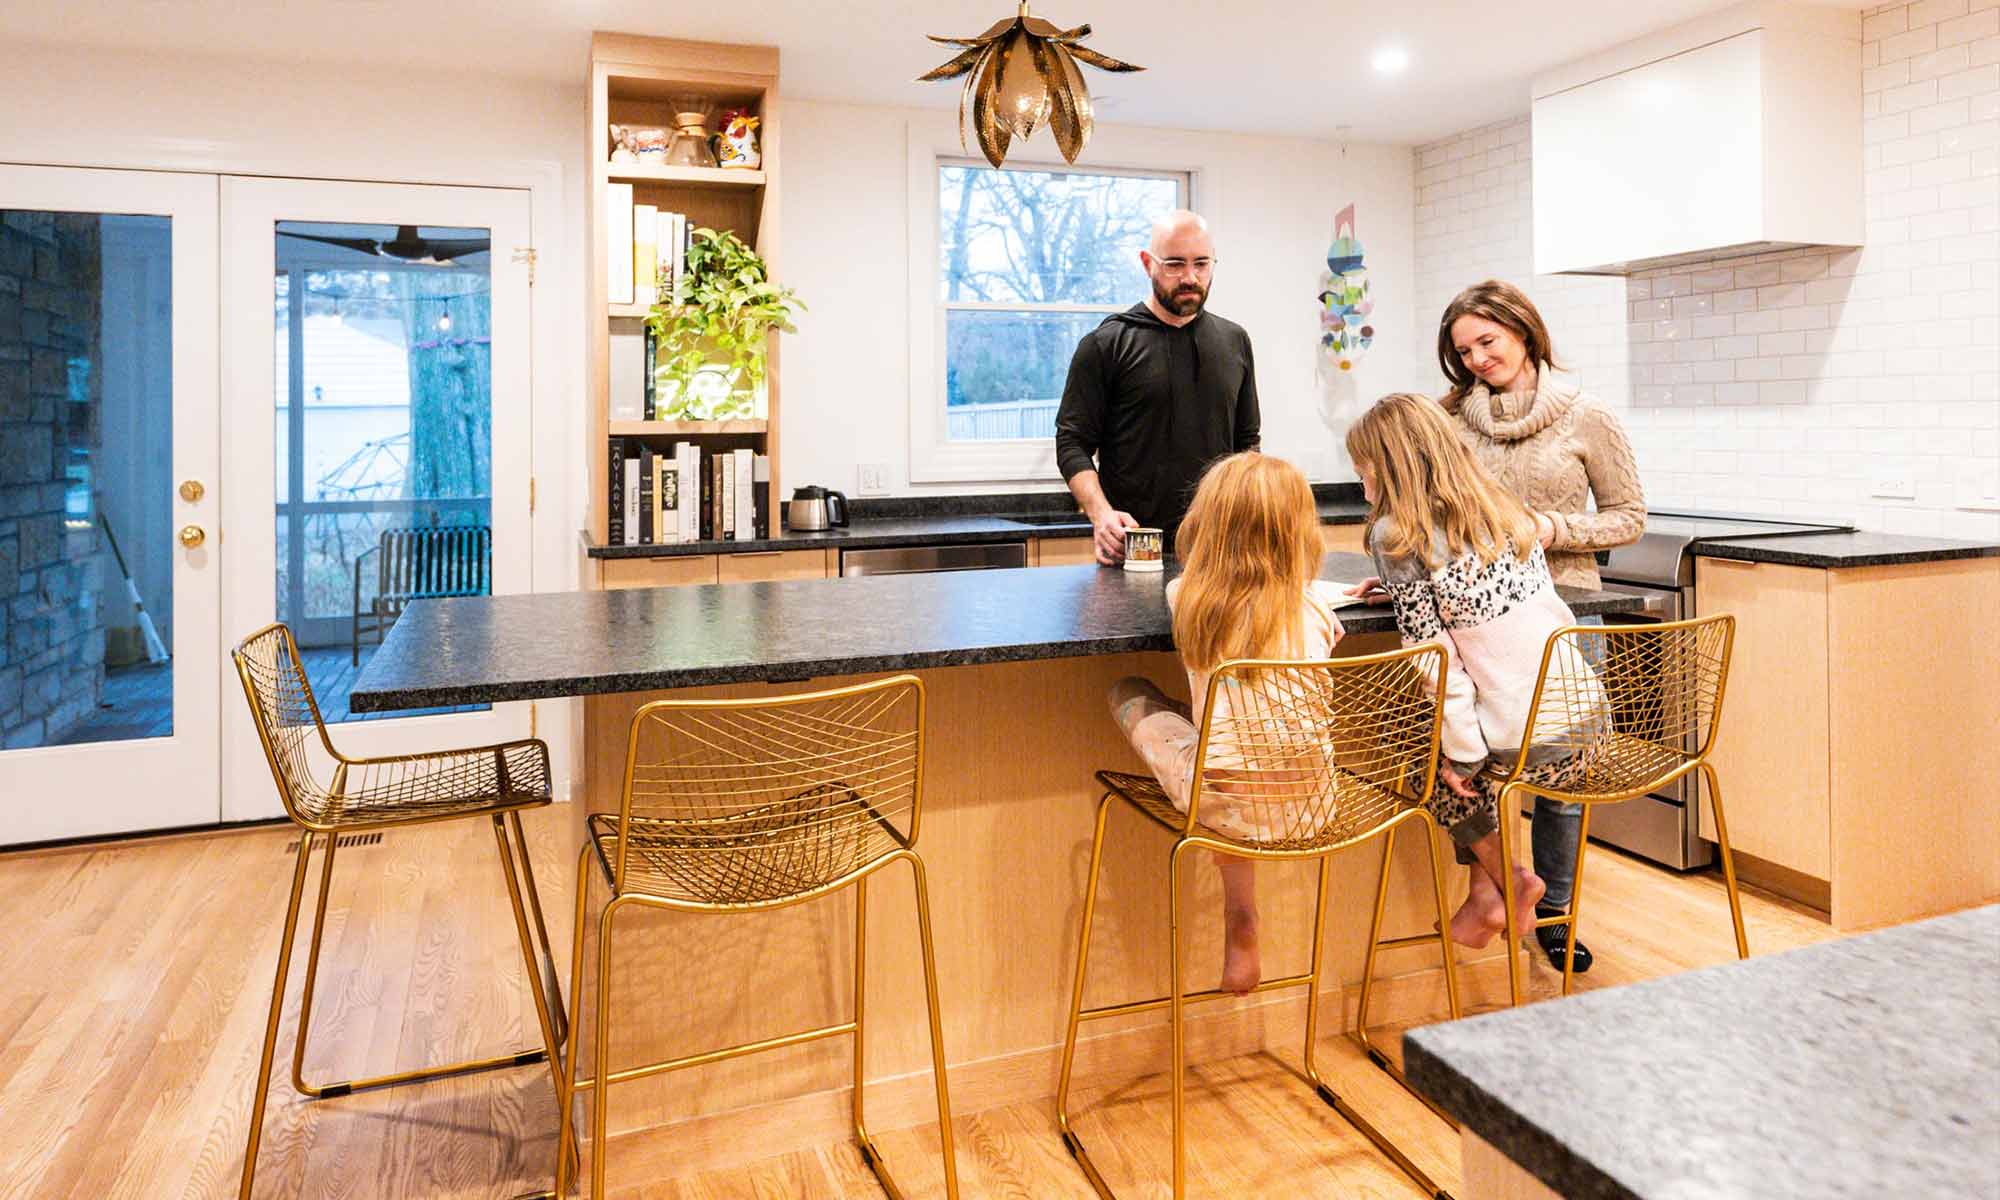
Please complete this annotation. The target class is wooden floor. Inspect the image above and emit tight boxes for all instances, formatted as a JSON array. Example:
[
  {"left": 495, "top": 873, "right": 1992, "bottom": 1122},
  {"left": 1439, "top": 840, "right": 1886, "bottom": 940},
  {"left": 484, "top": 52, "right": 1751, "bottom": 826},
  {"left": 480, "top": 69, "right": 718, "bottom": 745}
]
[{"left": 0, "top": 808, "right": 1838, "bottom": 1199}]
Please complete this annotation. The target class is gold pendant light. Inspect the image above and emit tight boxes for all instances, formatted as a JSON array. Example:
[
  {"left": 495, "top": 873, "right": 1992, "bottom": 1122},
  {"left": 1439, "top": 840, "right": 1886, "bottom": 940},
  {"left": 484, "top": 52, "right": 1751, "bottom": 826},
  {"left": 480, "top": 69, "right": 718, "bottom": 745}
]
[{"left": 918, "top": 2, "right": 1145, "bottom": 168}]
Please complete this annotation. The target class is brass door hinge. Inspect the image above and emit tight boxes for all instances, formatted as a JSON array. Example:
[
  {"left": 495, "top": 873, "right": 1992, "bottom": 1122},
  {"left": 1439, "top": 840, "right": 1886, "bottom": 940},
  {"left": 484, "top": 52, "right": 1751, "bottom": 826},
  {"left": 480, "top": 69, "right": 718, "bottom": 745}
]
[
  {"left": 510, "top": 247, "right": 537, "bottom": 285},
  {"left": 529, "top": 476, "right": 537, "bottom": 514}
]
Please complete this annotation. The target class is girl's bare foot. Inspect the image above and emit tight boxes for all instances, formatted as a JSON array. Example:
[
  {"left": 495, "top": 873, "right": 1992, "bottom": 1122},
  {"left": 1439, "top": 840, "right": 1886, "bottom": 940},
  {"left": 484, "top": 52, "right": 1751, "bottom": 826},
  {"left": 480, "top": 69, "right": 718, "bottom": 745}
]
[
  {"left": 1509, "top": 867, "right": 1546, "bottom": 935},
  {"left": 1449, "top": 868, "right": 1505, "bottom": 948},
  {"left": 1220, "top": 906, "right": 1261, "bottom": 995}
]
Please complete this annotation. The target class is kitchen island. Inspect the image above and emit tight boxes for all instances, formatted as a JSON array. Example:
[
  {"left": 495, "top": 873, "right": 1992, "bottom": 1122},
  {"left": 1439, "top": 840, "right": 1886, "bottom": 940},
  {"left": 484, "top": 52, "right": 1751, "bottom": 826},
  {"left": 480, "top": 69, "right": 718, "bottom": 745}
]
[
  {"left": 350, "top": 555, "right": 1642, "bottom": 1176},
  {"left": 1404, "top": 903, "right": 2000, "bottom": 1199}
]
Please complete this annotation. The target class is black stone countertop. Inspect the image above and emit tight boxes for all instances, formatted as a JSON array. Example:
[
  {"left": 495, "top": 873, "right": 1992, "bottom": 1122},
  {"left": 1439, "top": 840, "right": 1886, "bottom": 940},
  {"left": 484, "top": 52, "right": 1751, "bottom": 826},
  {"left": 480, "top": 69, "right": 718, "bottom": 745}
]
[
  {"left": 349, "top": 551, "right": 1640, "bottom": 712},
  {"left": 1404, "top": 904, "right": 2000, "bottom": 1200},
  {"left": 1690, "top": 530, "right": 2000, "bottom": 568},
  {"left": 587, "top": 490, "right": 1372, "bottom": 559}
]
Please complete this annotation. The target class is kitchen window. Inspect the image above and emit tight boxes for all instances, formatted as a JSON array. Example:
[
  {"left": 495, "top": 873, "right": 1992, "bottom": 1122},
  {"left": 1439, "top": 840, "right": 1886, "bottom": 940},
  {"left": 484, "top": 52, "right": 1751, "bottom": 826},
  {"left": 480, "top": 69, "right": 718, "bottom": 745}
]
[{"left": 909, "top": 153, "right": 1190, "bottom": 483}]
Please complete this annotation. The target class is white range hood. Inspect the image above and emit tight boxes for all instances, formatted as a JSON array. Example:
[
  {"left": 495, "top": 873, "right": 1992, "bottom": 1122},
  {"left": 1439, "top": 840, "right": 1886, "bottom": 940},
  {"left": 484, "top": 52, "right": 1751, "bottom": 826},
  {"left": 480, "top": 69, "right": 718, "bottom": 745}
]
[{"left": 1531, "top": 0, "right": 1863, "bottom": 276}]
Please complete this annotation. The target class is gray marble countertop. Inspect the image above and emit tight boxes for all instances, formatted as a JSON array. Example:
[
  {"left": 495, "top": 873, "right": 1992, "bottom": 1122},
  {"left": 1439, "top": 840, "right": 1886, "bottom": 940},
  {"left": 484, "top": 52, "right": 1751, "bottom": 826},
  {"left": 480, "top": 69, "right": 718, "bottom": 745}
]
[
  {"left": 1404, "top": 905, "right": 2000, "bottom": 1200},
  {"left": 348, "top": 551, "right": 1640, "bottom": 712},
  {"left": 1690, "top": 530, "right": 2000, "bottom": 568}
]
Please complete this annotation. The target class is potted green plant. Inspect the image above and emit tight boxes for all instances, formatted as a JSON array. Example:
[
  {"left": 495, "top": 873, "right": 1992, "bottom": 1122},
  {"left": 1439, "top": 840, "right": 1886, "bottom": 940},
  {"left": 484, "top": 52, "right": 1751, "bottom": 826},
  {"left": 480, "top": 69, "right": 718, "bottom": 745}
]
[{"left": 647, "top": 227, "right": 802, "bottom": 421}]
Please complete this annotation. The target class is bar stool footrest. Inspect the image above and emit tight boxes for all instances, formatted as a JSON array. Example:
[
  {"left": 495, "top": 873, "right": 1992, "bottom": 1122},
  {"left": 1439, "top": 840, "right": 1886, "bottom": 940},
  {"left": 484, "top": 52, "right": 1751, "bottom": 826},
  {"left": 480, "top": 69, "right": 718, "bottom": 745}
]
[{"left": 305, "top": 1046, "right": 549, "bottom": 1099}]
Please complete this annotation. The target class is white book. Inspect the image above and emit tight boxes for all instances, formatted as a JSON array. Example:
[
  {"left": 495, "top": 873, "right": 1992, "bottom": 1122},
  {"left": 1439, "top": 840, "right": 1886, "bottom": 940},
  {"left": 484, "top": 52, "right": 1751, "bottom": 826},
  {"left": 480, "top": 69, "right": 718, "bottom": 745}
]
[
  {"left": 669, "top": 212, "right": 687, "bottom": 302},
  {"left": 722, "top": 456, "right": 736, "bottom": 539},
  {"left": 622, "top": 456, "right": 640, "bottom": 546},
  {"left": 606, "top": 183, "right": 634, "bottom": 305},
  {"left": 680, "top": 443, "right": 699, "bottom": 543},
  {"left": 633, "top": 203, "right": 658, "bottom": 307},
  {"left": 654, "top": 210, "right": 677, "bottom": 303},
  {"left": 734, "top": 449, "right": 755, "bottom": 541},
  {"left": 608, "top": 329, "right": 644, "bottom": 420},
  {"left": 660, "top": 459, "right": 682, "bottom": 544}
]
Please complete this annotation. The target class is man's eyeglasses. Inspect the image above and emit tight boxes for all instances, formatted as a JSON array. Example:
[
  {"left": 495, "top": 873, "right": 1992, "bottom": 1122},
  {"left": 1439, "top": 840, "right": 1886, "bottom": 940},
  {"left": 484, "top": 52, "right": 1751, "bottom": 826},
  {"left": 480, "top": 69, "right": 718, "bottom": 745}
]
[{"left": 1155, "top": 257, "right": 1217, "bottom": 276}]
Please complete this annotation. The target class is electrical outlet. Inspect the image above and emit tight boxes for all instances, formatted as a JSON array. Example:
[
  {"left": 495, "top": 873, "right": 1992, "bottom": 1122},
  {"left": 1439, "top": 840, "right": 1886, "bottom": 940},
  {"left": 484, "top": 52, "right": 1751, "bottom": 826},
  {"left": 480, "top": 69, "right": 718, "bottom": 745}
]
[
  {"left": 857, "top": 463, "right": 889, "bottom": 495},
  {"left": 1870, "top": 478, "right": 1917, "bottom": 500}
]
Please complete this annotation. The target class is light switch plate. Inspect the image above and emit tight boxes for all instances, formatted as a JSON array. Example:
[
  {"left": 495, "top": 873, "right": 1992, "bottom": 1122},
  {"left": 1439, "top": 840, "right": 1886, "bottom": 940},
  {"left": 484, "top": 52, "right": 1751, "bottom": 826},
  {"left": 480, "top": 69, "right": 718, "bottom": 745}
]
[{"left": 857, "top": 463, "right": 889, "bottom": 495}]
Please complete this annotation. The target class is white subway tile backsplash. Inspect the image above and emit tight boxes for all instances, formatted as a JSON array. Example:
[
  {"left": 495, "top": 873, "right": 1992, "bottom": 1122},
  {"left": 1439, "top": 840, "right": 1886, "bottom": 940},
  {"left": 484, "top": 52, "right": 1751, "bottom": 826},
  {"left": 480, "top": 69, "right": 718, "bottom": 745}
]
[
  {"left": 1413, "top": 55, "right": 1996, "bottom": 540},
  {"left": 1940, "top": 8, "right": 2000, "bottom": 47}
]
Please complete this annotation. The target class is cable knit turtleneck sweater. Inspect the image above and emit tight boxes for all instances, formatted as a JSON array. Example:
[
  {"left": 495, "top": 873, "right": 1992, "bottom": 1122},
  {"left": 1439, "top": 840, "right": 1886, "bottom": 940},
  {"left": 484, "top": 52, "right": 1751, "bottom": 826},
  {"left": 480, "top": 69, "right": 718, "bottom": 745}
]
[{"left": 1441, "top": 371, "right": 1645, "bottom": 590}]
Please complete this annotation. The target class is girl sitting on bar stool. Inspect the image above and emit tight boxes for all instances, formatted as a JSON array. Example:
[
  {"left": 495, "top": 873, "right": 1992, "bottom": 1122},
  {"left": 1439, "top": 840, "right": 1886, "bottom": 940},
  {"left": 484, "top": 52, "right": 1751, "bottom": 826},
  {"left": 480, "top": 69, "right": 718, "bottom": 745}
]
[
  {"left": 1343, "top": 392, "right": 1607, "bottom": 949},
  {"left": 1106, "top": 452, "right": 1352, "bottom": 994}
]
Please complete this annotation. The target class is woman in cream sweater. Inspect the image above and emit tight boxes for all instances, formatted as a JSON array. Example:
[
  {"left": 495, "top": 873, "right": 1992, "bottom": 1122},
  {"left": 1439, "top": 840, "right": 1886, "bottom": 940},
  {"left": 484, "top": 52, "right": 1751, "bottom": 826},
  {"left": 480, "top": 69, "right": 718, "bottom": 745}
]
[{"left": 1436, "top": 278, "right": 1645, "bottom": 974}]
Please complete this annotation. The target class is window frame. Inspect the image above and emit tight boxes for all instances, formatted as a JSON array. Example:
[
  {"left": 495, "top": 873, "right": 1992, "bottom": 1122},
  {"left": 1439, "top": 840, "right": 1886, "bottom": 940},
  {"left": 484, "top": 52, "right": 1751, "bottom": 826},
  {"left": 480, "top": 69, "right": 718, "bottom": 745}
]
[{"left": 906, "top": 135, "right": 1196, "bottom": 484}]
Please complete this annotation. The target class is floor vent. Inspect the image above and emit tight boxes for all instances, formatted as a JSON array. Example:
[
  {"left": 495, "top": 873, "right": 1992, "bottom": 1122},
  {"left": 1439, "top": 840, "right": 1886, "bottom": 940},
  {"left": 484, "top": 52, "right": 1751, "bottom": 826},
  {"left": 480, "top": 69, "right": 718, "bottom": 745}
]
[{"left": 283, "top": 832, "right": 384, "bottom": 853}]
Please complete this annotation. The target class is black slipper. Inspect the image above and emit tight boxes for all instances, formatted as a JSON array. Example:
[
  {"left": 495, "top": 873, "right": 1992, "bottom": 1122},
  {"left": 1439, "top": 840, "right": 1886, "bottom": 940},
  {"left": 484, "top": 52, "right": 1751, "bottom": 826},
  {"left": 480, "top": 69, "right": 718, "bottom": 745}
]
[{"left": 1533, "top": 906, "right": 1594, "bottom": 974}]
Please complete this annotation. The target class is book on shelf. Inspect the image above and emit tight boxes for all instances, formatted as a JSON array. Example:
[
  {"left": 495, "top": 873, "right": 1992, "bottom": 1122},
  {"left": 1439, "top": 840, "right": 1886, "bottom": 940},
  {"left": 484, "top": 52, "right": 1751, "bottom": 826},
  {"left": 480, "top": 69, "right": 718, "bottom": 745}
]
[
  {"left": 634, "top": 204, "right": 657, "bottom": 307},
  {"left": 659, "top": 454, "right": 681, "bottom": 544},
  {"left": 607, "top": 183, "right": 635, "bottom": 306},
  {"left": 622, "top": 455, "right": 640, "bottom": 547},
  {"left": 732, "top": 449, "right": 754, "bottom": 541},
  {"left": 752, "top": 453, "right": 770, "bottom": 539},
  {"left": 664, "top": 211, "right": 686, "bottom": 304},
  {"left": 637, "top": 446, "right": 655, "bottom": 544},
  {"left": 722, "top": 453, "right": 736, "bottom": 539},
  {"left": 641, "top": 325, "right": 656, "bottom": 420},
  {"left": 606, "top": 437, "right": 627, "bottom": 546}
]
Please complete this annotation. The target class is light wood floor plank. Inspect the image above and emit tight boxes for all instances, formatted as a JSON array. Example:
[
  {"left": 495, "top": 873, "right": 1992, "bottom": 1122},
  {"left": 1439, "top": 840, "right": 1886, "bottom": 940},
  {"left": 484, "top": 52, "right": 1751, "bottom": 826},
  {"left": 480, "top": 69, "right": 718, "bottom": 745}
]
[{"left": 0, "top": 810, "right": 1843, "bottom": 1198}]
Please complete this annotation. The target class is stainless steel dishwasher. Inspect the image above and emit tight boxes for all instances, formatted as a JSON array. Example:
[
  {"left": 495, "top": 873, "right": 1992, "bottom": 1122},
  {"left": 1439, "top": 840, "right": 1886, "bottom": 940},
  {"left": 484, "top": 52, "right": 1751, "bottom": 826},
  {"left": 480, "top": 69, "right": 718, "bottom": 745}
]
[{"left": 838, "top": 542, "right": 1028, "bottom": 576}]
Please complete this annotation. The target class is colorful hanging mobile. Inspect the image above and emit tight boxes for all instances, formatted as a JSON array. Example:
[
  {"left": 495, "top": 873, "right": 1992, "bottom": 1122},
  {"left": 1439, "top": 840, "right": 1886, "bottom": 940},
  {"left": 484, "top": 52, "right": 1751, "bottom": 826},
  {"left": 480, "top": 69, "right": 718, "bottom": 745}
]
[{"left": 1318, "top": 204, "right": 1373, "bottom": 372}]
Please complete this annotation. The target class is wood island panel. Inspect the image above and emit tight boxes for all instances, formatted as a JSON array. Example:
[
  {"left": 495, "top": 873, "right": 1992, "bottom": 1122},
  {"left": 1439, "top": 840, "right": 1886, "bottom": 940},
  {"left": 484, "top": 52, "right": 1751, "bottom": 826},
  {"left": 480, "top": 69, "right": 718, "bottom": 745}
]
[
  {"left": 1035, "top": 536, "right": 1101, "bottom": 566},
  {"left": 567, "top": 652, "right": 1494, "bottom": 1177},
  {"left": 1322, "top": 523, "right": 1368, "bottom": 555},
  {"left": 1826, "top": 556, "right": 2000, "bottom": 929},
  {"left": 1694, "top": 557, "right": 1832, "bottom": 880}
]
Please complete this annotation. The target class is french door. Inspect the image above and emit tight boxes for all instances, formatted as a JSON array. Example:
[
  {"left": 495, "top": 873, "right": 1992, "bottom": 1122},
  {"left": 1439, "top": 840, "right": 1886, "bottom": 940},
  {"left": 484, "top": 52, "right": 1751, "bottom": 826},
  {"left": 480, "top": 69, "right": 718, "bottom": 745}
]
[
  {"left": 0, "top": 167, "right": 534, "bottom": 844},
  {"left": 0, "top": 165, "right": 222, "bottom": 843},
  {"left": 219, "top": 177, "right": 533, "bottom": 822}
]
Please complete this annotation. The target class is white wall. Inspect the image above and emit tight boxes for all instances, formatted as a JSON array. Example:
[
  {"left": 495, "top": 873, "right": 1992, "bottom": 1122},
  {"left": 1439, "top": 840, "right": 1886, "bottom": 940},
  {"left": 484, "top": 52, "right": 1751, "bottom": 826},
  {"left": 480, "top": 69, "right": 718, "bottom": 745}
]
[
  {"left": 779, "top": 100, "right": 1415, "bottom": 493},
  {"left": 1412, "top": 0, "right": 1999, "bottom": 539}
]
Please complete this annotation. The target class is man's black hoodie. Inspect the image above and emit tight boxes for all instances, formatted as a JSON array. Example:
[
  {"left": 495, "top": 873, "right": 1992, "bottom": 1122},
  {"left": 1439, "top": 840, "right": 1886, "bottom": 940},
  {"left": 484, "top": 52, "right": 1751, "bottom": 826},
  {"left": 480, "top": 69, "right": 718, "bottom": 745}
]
[{"left": 1054, "top": 303, "right": 1261, "bottom": 536}]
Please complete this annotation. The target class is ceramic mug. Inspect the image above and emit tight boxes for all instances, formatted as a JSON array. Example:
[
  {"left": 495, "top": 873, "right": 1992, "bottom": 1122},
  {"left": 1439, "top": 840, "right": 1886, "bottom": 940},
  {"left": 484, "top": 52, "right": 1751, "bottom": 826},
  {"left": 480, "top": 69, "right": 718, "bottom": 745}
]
[{"left": 1123, "top": 527, "right": 1164, "bottom": 572}]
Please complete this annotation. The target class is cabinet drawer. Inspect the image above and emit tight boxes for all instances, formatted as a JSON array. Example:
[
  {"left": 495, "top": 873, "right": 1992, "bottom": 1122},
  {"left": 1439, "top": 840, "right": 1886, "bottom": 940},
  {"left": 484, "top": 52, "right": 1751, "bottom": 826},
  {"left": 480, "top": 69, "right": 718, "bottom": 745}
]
[
  {"left": 717, "top": 549, "right": 831, "bottom": 583},
  {"left": 601, "top": 555, "right": 719, "bottom": 589},
  {"left": 1035, "top": 536, "right": 1100, "bottom": 567}
]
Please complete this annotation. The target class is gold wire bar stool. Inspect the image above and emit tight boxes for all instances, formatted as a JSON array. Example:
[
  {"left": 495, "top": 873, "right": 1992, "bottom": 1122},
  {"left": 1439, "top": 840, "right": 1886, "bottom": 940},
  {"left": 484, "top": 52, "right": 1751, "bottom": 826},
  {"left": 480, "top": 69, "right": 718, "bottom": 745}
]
[
  {"left": 1055, "top": 644, "right": 1464, "bottom": 1200},
  {"left": 231, "top": 622, "right": 568, "bottom": 1200},
  {"left": 1488, "top": 614, "right": 1749, "bottom": 1004},
  {"left": 555, "top": 674, "right": 959, "bottom": 1200}
]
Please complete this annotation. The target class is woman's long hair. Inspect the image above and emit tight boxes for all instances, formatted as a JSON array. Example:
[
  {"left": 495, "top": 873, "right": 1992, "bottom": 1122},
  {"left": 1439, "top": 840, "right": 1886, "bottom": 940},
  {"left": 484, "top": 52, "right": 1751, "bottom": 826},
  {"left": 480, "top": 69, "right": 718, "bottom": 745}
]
[
  {"left": 1345, "top": 393, "right": 1537, "bottom": 568},
  {"left": 1437, "top": 279, "right": 1563, "bottom": 411},
  {"left": 1173, "top": 452, "right": 1325, "bottom": 673}
]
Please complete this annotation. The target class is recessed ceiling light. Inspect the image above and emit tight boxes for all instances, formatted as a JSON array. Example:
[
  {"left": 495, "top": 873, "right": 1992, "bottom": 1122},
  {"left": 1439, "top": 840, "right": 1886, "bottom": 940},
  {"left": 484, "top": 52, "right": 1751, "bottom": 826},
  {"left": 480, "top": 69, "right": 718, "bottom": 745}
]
[{"left": 1372, "top": 47, "right": 1409, "bottom": 75}]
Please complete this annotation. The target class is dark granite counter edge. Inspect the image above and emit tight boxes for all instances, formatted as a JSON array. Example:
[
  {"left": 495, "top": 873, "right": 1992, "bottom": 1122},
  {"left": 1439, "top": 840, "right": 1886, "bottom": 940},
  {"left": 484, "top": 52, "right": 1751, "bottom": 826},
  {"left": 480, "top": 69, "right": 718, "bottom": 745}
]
[
  {"left": 585, "top": 503, "right": 1370, "bottom": 560},
  {"left": 1690, "top": 539, "right": 2000, "bottom": 568},
  {"left": 351, "top": 632, "right": 1177, "bottom": 711},
  {"left": 347, "top": 586, "right": 1637, "bottom": 712},
  {"left": 1404, "top": 1033, "right": 1641, "bottom": 1200}
]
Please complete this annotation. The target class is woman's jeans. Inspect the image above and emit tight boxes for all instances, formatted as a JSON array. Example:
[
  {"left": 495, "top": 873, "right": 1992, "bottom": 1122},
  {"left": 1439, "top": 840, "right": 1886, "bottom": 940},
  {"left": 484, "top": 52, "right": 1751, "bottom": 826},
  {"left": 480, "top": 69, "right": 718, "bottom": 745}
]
[{"left": 1534, "top": 615, "right": 1603, "bottom": 912}]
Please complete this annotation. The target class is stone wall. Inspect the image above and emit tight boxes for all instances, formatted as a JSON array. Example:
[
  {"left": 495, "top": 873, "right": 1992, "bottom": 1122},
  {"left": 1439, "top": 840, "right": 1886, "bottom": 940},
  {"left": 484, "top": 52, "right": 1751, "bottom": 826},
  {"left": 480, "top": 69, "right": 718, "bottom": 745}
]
[{"left": 0, "top": 210, "right": 106, "bottom": 749}]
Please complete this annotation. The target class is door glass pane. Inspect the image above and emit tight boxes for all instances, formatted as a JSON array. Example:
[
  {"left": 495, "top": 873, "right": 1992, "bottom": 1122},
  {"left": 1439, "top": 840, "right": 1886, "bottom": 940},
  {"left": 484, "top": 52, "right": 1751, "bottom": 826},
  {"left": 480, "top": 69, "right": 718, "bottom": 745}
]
[
  {"left": 1, "top": 210, "right": 174, "bottom": 750},
  {"left": 273, "top": 221, "right": 491, "bottom": 719}
]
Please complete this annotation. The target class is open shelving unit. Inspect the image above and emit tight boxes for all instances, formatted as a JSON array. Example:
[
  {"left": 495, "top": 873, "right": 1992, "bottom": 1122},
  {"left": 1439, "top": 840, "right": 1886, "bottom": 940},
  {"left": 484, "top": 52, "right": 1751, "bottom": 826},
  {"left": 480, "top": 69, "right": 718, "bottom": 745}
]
[{"left": 584, "top": 32, "right": 782, "bottom": 556}]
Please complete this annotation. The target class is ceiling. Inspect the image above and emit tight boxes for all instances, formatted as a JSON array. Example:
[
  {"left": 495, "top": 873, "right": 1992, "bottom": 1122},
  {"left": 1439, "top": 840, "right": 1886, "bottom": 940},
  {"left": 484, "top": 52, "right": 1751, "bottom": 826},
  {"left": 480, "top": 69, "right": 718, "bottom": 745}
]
[{"left": 0, "top": 0, "right": 1866, "bottom": 144}]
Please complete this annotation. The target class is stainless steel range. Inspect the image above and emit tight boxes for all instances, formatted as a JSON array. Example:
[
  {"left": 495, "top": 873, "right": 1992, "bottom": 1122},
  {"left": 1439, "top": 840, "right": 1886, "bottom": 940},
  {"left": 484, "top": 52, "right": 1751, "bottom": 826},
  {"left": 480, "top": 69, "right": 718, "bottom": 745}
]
[{"left": 1576, "top": 510, "right": 1854, "bottom": 869}]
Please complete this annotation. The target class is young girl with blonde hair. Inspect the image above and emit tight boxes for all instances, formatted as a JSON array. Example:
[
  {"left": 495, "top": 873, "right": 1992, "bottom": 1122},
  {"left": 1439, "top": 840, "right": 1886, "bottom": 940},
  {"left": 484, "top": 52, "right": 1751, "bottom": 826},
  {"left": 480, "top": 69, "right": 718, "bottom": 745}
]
[
  {"left": 1107, "top": 451, "right": 1347, "bottom": 994},
  {"left": 1344, "top": 393, "right": 1607, "bottom": 948}
]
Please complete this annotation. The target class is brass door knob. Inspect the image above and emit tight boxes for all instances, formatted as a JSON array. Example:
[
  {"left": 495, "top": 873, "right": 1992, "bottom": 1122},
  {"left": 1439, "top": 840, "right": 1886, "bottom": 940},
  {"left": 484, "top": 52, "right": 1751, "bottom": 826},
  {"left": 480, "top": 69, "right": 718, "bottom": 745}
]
[
  {"left": 178, "top": 524, "right": 206, "bottom": 549},
  {"left": 178, "top": 479, "right": 205, "bottom": 503}
]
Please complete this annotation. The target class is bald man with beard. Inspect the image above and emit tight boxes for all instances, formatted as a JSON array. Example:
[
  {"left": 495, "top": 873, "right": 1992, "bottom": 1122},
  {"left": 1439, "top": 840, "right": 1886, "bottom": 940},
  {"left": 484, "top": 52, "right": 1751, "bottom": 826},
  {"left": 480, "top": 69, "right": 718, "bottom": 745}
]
[{"left": 1055, "top": 210, "right": 1262, "bottom": 564}]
